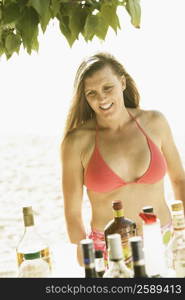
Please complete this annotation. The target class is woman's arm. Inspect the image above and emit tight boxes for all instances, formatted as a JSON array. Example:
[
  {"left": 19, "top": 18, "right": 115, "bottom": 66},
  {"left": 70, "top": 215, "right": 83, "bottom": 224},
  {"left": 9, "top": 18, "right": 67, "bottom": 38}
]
[
  {"left": 61, "top": 131, "right": 86, "bottom": 266},
  {"left": 158, "top": 112, "right": 185, "bottom": 208}
]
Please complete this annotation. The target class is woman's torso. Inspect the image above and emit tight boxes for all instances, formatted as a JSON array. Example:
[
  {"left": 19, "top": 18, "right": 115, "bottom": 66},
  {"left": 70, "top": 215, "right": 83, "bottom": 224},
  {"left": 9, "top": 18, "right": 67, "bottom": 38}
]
[{"left": 79, "top": 108, "right": 171, "bottom": 234}]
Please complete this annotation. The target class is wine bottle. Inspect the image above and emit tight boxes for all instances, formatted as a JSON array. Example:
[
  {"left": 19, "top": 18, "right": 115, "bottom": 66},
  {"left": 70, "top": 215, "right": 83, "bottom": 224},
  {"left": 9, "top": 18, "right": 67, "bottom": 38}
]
[
  {"left": 166, "top": 200, "right": 185, "bottom": 277},
  {"left": 103, "top": 233, "right": 133, "bottom": 278},
  {"left": 95, "top": 250, "right": 106, "bottom": 277},
  {"left": 129, "top": 236, "right": 148, "bottom": 277},
  {"left": 104, "top": 200, "right": 136, "bottom": 269},
  {"left": 16, "top": 206, "right": 51, "bottom": 274},
  {"left": 80, "top": 239, "right": 97, "bottom": 278},
  {"left": 18, "top": 251, "right": 50, "bottom": 277}
]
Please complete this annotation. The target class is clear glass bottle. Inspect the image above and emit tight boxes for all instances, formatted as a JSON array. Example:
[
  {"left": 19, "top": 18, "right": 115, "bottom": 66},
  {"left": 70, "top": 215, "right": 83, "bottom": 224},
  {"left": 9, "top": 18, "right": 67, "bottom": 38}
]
[
  {"left": 166, "top": 200, "right": 185, "bottom": 277},
  {"left": 18, "top": 251, "right": 50, "bottom": 277},
  {"left": 103, "top": 233, "right": 133, "bottom": 278},
  {"left": 129, "top": 236, "right": 148, "bottom": 277},
  {"left": 80, "top": 239, "right": 97, "bottom": 278},
  {"left": 95, "top": 250, "right": 106, "bottom": 278},
  {"left": 139, "top": 211, "right": 166, "bottom": 277},
  {"left": 104, "top": 200, "right": 136, "bottom": 269},
  {"left": 16, "top": 206, "right": 51, "bottom": 274}
]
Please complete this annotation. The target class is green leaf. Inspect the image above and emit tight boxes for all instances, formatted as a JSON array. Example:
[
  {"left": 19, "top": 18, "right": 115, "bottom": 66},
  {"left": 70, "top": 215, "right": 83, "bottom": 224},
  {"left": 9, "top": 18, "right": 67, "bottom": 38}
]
[
  {"left": 101, "top": 2, "right": 121, "bottom": 33},
  {"left": 28, "top": 0, "right": 51, "bottom": 33},
  {"left": 2, "top": 3, "right": 20, "bottom": 24},
  {"left": 125, "top": 0, "right": 141, "bottom": 28},
  {"left": 50, "top": 0, "right": 61, "bottom": 17},
  {"left": 16, "top": 7, "right": 39, "bottom": 54},
  {"left": 5, "top": 32, "right": 21, "bottom": 54},
  {"left": 59, "top": 15, "right": 76, "bottom": 47},
  {"left": 83, "top": 13, "right": 108, "bottom": 42},
  {"left": 69, "top": 6, "right": 88, "bottom": 40}
]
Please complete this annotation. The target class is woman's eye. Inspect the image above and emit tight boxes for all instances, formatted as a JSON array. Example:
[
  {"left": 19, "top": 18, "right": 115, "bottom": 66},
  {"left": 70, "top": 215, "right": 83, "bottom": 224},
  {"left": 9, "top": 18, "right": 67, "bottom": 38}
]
[
  {"left": 104, "top": 86, "right": 113, "bottom": 91},
  {"left": 87, "top": 91, "right": 95, "bottom": 97}
]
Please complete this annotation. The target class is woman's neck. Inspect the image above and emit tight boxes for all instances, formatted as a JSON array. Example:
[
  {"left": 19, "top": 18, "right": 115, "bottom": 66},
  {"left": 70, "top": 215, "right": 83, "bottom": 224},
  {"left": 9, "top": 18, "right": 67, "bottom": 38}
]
[{"left": 96, "top": 108, "right": 132, "bottom": 132}]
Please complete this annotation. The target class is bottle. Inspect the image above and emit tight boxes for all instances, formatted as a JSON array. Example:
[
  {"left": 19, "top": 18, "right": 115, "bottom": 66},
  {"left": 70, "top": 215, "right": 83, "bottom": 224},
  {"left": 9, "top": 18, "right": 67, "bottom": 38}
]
[
  {"left": 104, "top": 200, "right": 136, "bottom": 269},
  {"left": 166, "top": 200, "right": 185, "bottom": 277},
  {"left": 18, "top": 251, "right": 50, "bottom": 277},
  {"left": 80, "top": 239, "right": 97, "bottom": 278},
  {"left": 129, "top": 236, "right": 148, "bottom": 277},
  {"left": 16, "top": 206, "right": 51, "bottom": 274},
  {"left": 103, "top": 233, "right": 133, "bottom": 278},
  {"left": 139, "top": 211, "right": 166, "bottom": 277},
  {"left": 95, "top": 250, "right": 106, "bottom": 277}
]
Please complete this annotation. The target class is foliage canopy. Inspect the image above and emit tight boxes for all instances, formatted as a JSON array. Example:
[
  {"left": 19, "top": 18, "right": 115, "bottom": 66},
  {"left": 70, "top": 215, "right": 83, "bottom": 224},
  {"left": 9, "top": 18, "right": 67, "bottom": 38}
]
[{"left": 0, "top": 0, "right": 141, "bottom": 59}]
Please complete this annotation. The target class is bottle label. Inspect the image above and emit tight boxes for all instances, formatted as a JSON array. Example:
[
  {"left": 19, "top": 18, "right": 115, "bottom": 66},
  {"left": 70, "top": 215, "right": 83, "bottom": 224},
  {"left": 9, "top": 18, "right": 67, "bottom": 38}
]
[
  {"left": 113, "top": 209, "right": 124, "bottom": 218},
  {"left": 174, "top": 260, "right": 185, "bottom": 277},
  {"left": 173, "top": 215, "right": 185, "bottom": 229},
  {"left": 17, "top": 247, "right": 52, "bottom": 270}
]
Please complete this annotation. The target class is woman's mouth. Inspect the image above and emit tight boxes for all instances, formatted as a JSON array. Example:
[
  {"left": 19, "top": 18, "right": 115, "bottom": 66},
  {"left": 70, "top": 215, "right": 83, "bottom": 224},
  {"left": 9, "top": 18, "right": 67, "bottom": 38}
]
[{"left": 99, "top": 103, "right": 113, "bottom": 110}]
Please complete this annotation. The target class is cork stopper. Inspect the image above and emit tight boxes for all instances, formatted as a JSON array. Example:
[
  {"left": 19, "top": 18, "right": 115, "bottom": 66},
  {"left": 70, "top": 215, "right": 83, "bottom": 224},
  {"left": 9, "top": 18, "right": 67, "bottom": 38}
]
[
  {"left": 112, "top": 201, "right": 123, "bottom": 210},
  {"left": 171, "top": 200, "right": 184, "bottom": 212},
  {"left": 22, "top": 206, "right": 34, "bottom": 227}
]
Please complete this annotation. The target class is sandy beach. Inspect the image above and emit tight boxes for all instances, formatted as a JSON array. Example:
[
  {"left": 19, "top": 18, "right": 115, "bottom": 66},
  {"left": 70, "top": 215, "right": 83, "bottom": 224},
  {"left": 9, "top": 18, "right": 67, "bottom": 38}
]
[{"left": 0, "top": 134, "right": 91, "bottom": 277}]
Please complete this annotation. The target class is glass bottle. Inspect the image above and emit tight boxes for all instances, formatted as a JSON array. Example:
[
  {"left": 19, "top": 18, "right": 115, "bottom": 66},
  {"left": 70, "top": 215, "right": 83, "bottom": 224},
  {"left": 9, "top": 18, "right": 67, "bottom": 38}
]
[
  {"left": 103, "top": 233, "right": 133, "bottom": 278},
  {"left": 139, "top": 211, "right": 166, "bottom": 277},
  {"left": 18, "top": 251, "right": 50, "bottom": 277},
  {"left": 104, "top": 200, "right": 136, "bottom": 269},
  {"left": 16, "top": 206, "right": 51, "bottom": 273},
  {"left": 166, "top": 200, "right": 185, "bottom": 277},
  {"left": 80, "top": 239, "right": 97, "bottom": 278},
  {"left": 95, "top": 250, "right": 106, "bottom": 278},
  {"left": 129, "top": 236, "right": 148, "bottom": 277}
]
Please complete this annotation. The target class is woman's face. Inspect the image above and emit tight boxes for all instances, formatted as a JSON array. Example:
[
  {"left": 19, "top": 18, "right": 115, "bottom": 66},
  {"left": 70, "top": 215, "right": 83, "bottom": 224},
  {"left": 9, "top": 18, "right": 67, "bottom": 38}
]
[{"left": 84, "top": 65, "right": 125, "bottom": 119}]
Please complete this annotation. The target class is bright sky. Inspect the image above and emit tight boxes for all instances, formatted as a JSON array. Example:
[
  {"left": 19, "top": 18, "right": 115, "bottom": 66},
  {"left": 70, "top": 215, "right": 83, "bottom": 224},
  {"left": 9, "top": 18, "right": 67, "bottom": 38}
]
[{"left": 0, "top": 0, "right": 185, "bottom": 144}]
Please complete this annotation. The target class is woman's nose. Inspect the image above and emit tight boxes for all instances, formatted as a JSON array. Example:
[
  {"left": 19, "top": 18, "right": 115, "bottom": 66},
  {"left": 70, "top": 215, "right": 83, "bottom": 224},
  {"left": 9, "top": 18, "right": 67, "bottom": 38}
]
[{"left": 97, "top": 92, "right": 106, "bottom": 102}]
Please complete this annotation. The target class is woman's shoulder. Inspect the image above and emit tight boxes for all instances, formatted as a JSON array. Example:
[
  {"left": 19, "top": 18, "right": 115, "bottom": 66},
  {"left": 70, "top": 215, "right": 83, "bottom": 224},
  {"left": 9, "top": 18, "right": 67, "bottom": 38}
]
[
  {"left": 61, "top": 119, "right": 96, "bottom": 149},
  {"left": 130, "top": 108, "right": 167, "bottom": 126}
]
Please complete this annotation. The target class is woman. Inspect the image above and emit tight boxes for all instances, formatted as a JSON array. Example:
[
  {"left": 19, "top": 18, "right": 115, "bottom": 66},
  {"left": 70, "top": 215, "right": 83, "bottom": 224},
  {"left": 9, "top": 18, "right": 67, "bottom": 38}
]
[{"left": 61, "top": 52, "right": 185, "bottom": 265}]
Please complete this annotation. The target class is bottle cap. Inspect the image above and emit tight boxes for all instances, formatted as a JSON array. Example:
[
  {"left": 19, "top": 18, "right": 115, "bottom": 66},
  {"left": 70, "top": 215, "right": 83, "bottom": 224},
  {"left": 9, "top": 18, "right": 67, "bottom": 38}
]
[
  {"left": 107, "top": 233, "right": 123, "bottom": 260},
  {"left": 139, "top": 212, "right": 157, "bottom": 224},
  {"left": 112, "top": 201, "right": 123, "bottom": 210},
  {"left": 80, "top": 239, "right": 95, "bottom": 264},
  {"left": 142, "top": 206, "right": 154, "bottom": 213},
  {"left": 95, "top": 250, "right": 103, "bottom": 258},
  {"left": 23, "top": 206, "right": 33, "bottom": 215},
  {"left": 22, "top": 206, "right": 34, "bottom": 226},
  {"left": 171, "top": 200, "right": 184, "bottom": 212}
]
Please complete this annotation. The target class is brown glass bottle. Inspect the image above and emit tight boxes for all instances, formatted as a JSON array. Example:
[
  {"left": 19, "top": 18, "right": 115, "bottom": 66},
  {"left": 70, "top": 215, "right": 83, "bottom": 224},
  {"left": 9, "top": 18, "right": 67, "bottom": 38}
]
[{"left": 104, "top": 201, "right": 136, "bottom": 269}]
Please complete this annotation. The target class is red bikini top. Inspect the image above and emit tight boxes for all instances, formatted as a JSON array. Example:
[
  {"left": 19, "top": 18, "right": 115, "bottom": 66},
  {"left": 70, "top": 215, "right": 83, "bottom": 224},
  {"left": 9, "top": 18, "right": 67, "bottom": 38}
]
[{"left": 84, "top": 112, "right": 167, "bottom": 193}]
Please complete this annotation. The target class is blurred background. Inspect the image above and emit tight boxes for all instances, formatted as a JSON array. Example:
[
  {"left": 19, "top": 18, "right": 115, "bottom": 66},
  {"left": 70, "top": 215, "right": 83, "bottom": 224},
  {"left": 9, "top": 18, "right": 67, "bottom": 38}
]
[{"left": 0, "top": 0, "right": 185, "bottom": 276}]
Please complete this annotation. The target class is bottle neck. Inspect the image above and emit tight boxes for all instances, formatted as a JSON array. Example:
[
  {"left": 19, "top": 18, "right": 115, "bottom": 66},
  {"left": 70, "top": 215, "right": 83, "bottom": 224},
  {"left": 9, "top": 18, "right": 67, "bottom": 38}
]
[
  {"left": 24, "top": 224, "right": 35, "bottom": 234},
  {"left": 133, "top": 261, "right": 148, "bottom": 277},
  {"left": 84, "top": 263, "right": 97, "bottom": 278},
  {"left": 113, "top": 209, "right": 124, "bottom": 219}
]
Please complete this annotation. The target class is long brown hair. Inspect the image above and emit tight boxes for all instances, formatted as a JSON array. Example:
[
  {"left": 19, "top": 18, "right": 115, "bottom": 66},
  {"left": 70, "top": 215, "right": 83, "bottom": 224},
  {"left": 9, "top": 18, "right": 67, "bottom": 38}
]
[{"left": 63, "top": 52, "right": 140, "bottom": 139}]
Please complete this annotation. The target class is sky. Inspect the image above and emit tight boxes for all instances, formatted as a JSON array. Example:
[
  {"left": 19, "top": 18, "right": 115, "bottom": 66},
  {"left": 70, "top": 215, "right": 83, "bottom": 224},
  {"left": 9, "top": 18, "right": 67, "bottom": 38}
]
[{"left": 0, "top": 0, "right": 185, "bottom": 146}]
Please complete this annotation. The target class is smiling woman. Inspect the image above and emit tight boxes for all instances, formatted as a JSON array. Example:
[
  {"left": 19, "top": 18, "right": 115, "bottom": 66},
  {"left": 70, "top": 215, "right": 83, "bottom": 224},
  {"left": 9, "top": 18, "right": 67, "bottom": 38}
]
[{"left": 61, "top": 52, "right": 185, "bottom": 266}]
